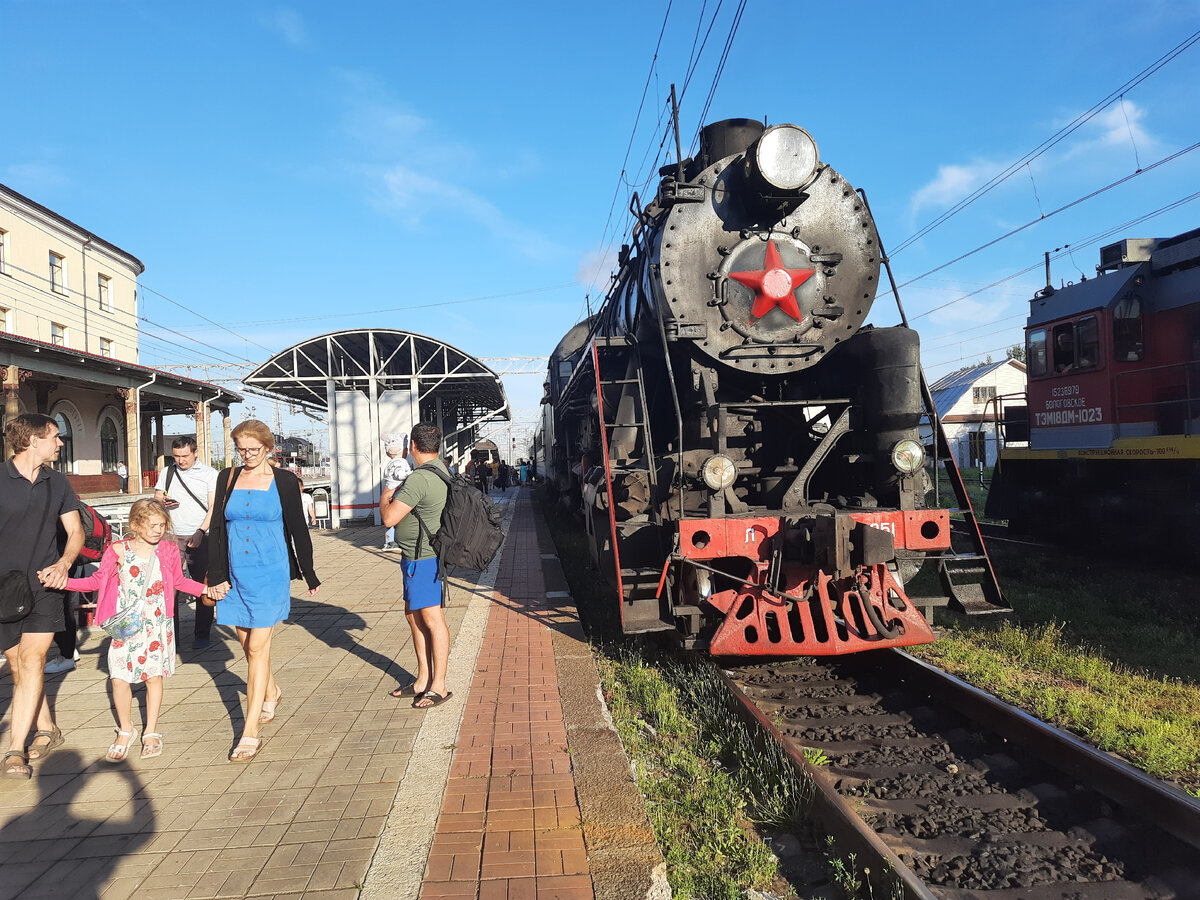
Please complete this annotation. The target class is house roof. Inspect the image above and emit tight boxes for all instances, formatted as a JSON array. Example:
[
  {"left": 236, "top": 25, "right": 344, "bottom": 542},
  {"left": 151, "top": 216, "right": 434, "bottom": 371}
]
[{"left": 928, "top": 359, "right": 1020, "bottom": 415}]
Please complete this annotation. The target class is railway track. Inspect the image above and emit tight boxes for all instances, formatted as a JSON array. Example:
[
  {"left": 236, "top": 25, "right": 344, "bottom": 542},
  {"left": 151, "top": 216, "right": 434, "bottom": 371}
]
[{"left": 724, "top": 651, "right": 1200, "bottom": 900}]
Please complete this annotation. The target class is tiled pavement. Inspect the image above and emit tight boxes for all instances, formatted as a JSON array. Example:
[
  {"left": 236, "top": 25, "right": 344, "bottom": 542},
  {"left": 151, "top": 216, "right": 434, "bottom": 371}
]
[
  {"left": 0, "top": 489, "right": 663, "bottom": 900},
  {"left": 0, "top": 493, "right": 512, "bottom": 900}
]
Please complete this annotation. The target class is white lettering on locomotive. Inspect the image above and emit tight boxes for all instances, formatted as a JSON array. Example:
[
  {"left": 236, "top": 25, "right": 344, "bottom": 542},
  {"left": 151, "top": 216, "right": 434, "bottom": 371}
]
[{"left": 1034, "top": 407, "right": 1104, "bottom": 426}]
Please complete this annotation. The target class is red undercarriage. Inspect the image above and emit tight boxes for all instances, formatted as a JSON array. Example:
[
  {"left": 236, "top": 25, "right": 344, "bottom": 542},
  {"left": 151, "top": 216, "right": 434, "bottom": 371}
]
[{"left": 676, "top": 512, "right": 948, "bottom": 656}]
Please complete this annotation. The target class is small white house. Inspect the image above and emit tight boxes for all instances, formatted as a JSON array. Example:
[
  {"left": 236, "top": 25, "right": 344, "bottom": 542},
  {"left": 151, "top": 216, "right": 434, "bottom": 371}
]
[{"left": 924, "top": 359, "right": 1027, "bottom": 467}]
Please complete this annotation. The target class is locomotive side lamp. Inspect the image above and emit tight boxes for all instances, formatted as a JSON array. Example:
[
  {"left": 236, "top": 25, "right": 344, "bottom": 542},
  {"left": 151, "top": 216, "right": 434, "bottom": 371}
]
[
  {"left": 701, "top": 453, "right": 738, "bottom": 490},
  {"left": 748, "top": 124, "right": 820, "bottom": 193},
  {"left": 891, "top": 439, "right": 925, "bottom": 475}
]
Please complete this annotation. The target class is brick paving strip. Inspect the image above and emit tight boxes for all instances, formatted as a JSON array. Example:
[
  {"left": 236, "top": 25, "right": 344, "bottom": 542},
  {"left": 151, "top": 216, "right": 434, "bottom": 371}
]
[{"left": 396, "top": 494, "right": 668, "bottom": 900}]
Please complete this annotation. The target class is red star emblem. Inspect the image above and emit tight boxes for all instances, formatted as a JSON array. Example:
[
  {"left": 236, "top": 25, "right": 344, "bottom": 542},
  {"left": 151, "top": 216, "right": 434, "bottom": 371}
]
[{"left": 728, "top": 239, "right": 815, "bottom": 321}]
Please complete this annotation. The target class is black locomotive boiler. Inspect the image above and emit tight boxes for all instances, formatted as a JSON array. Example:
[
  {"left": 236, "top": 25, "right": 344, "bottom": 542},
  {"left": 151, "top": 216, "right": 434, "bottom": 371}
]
[{"left": 543, "top": 118, "right": 957, "bottom": 656}]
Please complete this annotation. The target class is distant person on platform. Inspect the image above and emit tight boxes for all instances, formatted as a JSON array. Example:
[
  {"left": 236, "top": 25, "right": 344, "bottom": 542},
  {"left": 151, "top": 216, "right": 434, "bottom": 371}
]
[
  {"left": 298, "top": 478, "right": 316, "bottom": 526},
  {"left": 381, "top": 434, "right": 412, "bottom": 551},
  {"left": 381, "top": 423, "right": 452, "bottom": 709},
  {"left": 116, "top": 461, "right": 128, "bottom": 493},
  {"left": 2, "top": 414, "right": 84, "bottom": 780},
  {"left": 154, "top": 437, "right": 217, "bottom": 651}
]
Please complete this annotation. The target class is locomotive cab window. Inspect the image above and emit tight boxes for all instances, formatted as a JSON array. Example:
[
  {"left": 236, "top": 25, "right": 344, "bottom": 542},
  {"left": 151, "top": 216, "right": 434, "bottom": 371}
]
[
  {"left": 1075, "top": 316, "right": 1099, "bottom": 370},
  {"left": 1028, "top": 329, "right": 1047, "bottom": 376},
  {"left": 1052, "top": 325, "right": 1075, "bottom": 373},
  {"left": 1112, "top": 293, "right": 1144, "bottom": 361}
]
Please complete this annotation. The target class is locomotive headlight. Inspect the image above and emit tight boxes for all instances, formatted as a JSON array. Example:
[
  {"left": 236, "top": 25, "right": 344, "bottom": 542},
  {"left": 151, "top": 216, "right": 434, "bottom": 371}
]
[
  {"left": 701, "top": 454, "right": 738, "bottom": 490},
  {"left": 891, "top": 439, "right": 925, "bottom": 475},
  {"left": 754, "top": 125, "right": 819, "bottom": 192}
]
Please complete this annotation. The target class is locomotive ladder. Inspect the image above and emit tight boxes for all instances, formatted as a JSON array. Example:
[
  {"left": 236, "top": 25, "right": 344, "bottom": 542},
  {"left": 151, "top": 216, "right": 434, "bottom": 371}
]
[
  {"left": 591, "top": 336, "right": 674, "bottom": 634},
  {"left": 857, "top": 187, "right": 1009, "bottom": 619},
  {"left": 918, "top": 368, "right": 1010, "bottom": 617}
]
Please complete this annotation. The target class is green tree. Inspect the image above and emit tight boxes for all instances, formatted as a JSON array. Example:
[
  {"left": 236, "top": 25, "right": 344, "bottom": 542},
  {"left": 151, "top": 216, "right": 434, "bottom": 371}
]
[{"left": 1006, "top": 343, "right": 1026, "bottom": 362}]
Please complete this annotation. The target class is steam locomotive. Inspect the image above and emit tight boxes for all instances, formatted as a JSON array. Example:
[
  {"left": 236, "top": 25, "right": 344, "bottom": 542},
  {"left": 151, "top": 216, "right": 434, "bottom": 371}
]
[
  {"left": 986, "top": 227, "right": 1200, "bottom": 550},
  {"left": 542, "top": 118, "right": 969, "bottom": 657}
]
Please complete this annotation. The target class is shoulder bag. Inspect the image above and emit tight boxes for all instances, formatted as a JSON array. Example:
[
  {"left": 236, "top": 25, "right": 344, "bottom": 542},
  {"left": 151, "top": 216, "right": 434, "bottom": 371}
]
[
  {"left": 164, "top": 464, "right": 209, "bottom": 512},
  {"left": 200, "top": 466, "right": 241, "bottom": 607},
  {"left": 0, "top": 494, "right": 60, "bottom": 624}
]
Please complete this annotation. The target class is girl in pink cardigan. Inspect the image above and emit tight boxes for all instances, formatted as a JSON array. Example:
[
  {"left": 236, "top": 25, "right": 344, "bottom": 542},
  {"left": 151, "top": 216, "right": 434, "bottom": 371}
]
[{"left": 68, "top": 499, "right": 206, "bottom": 761}]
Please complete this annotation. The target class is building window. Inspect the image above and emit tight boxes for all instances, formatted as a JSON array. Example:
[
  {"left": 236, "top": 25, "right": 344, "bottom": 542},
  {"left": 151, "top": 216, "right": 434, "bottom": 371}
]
[
  {"left": 0, "top": 229, "right": 7, "bottom": 274},
  {"left": 49, "top": 252, "right": 67, "bottom": 294},
  {"left": 50, "top": 322, "right": 67, "bottom": 346},
  {"left": 972, "top": 385, "right": 997, "bottom": 404},
  {"left": 53, "top": 412, "right": 74, "bottom": 473},
  {"left": 100, "top": 337, "right": 113, "bottom": 357},
  {"left": 100, "top": 418, "right": 120, "bottom": 473},
  {"left": 98, "top": 274, "right": 112, "bottom": 311},
  {"left": 0, "top": 307, "right": 10, "bottom": 332}
]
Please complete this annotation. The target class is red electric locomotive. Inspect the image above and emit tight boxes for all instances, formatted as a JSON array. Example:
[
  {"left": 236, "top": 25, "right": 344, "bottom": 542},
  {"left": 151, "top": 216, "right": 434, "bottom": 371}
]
[{"left": 988, "top": 227, "right": 1200, "bottom": 547}]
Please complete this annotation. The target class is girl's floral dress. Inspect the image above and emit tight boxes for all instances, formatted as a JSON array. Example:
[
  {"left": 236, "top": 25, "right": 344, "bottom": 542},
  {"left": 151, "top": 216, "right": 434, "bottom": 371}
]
[{"left": 108, "top": 547, "right": 175, "bottom": 683}]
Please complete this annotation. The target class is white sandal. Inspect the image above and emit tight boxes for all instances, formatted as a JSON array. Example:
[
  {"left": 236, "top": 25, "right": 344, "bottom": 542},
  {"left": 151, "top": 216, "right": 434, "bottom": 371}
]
[
  {"left": 140, "top": 732, "right": 164, "bottom": 759},
  {"left": 106, "top": 728, "right": 136, "bottom": 763},
  {"left": 229, "top": 736, "right": 262, "bottom": 763}
]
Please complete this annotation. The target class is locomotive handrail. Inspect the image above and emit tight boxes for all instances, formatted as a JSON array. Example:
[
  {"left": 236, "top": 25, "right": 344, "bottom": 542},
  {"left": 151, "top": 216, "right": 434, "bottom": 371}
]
[{"left": 1113, "top": 357, "right": 1198, "bottom": 437}]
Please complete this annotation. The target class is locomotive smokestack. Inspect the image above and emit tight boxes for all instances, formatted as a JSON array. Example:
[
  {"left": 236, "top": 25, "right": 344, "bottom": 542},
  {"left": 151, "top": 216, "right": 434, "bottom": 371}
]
[{"left": 698, "top": 119, "right": 765, "bottom": 169}]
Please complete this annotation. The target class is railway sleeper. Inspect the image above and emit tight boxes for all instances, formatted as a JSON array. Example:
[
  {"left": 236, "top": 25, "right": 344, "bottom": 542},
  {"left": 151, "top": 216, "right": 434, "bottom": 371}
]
[
  {"left": 890, "top": 829, "right": 1093, "bottom": 858},
  {"left": 857, "top": 793, "right": 1033, "bottom": 817}
]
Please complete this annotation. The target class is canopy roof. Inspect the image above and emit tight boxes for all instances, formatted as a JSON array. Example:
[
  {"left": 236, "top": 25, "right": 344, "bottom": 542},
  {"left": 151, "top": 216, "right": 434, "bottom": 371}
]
[{"left": 244, "top": 329, "right": 508, "bottom": 420}]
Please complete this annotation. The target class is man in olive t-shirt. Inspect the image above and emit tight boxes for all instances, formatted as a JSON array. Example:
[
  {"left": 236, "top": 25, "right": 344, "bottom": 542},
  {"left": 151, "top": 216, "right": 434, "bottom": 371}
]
[{"left": 380, "top": 423, "right": 452, "bottom": 709}]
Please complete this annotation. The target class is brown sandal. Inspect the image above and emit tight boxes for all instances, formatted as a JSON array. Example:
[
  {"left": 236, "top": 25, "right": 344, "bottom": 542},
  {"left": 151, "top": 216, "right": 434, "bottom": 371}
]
[
  {"left": 3, "top": 750, "right": 31, "bottom": 780},
  {"left": 28, "top": 726, "right": 64, "bottom": 761}
]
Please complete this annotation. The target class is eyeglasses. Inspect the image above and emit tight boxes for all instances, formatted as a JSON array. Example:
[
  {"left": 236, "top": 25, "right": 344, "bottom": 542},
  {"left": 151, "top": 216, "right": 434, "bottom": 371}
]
[{"left": 236, "top": 446, "right": 265, "bottom": 456}]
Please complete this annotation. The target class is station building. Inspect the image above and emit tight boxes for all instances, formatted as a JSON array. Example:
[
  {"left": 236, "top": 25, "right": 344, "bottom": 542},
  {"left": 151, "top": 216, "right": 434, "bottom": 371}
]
[{"left": 0, "top": 183, "right": 237, "bottom": 492}]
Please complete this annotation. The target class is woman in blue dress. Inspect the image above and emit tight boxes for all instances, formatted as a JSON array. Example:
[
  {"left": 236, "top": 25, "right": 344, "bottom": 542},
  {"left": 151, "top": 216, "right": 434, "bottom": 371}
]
[{"left": 206, "top": 420, "right": 320, "bottom": 762}]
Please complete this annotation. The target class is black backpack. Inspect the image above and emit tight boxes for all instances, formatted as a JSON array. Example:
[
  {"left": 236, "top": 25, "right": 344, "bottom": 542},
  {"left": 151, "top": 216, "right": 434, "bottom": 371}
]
[
  {"left": 77, "top": 502, "right": 114, "bottom": 563},
  {"left": 411, "top": 464, "right": 505, "bottom": 571}
]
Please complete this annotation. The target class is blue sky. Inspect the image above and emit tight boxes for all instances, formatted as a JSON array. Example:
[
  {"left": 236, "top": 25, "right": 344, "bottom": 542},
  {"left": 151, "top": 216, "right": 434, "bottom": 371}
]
[{"left": 4, "top": 1, "right": 1199, "bottom": 451}]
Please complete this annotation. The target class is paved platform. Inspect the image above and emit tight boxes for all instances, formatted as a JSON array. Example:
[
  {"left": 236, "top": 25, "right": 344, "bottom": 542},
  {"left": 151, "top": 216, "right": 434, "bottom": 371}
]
[{"left": 0, "top": 488, "right": 664, "bottom": 900}]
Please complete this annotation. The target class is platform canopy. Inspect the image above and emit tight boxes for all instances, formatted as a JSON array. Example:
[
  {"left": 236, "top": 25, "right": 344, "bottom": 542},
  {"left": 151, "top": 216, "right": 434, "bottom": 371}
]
[
  {"left": 244, "top": 329, "right": 508, "bottom": 525},
  {"left": 244, "top": 328, "right": 508, "bottom": 423}
]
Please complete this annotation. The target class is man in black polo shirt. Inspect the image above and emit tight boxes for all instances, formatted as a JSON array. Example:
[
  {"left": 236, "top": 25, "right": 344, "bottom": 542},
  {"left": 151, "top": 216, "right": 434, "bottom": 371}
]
[{"left": 2, "top": 414, "right": 84, "bottom": 780}]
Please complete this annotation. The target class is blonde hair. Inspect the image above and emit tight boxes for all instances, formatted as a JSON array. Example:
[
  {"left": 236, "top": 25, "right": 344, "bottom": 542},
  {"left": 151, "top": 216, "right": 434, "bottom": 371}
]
[
  {"left": 231, "top": 418, "right": 275, "bottom": 464},
  {"left": 127, "top": 499, "right": 174, "bottom": 541}
]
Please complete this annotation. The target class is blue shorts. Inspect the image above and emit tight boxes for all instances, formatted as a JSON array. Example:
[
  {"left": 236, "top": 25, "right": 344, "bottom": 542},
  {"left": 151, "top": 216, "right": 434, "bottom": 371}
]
[{"left": 402, "top": 557, "right": 443, "bottom": 610}]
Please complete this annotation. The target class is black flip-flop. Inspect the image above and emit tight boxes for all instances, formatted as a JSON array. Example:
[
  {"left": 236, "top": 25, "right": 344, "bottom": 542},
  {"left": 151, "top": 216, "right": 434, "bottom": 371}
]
[
  {"left": 389, "top": 682, "right": 422, "bottom": 698},
  {"left": 412, "top": 690, "right": 453, "bottom": 709}
]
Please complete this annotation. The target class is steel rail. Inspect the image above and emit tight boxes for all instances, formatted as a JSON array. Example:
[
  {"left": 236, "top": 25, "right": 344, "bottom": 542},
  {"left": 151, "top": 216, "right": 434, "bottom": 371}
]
[{"left": 715, "top": 667, "right": 940, "bottom": 900}]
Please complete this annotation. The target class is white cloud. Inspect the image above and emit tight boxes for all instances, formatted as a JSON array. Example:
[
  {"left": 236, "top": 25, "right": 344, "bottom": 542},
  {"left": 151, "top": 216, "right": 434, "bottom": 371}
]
[
  {"left": 1062, "top": 99, "right": 1156, "bottom": 162},
  {"left": 910, "top": 159, "right": 1003, "bottom": 215},
  {"left": 575, "top": 246, "right": 619, "bottom": 292},
  {"left": 257, "top": 7, "right": 308, "bottom": 48},
  {"left": 334, "top": 72, "right": 558, "bottom": 260},
  {"left": 379, "top": 164, "right": 560, "bottom": 260}
]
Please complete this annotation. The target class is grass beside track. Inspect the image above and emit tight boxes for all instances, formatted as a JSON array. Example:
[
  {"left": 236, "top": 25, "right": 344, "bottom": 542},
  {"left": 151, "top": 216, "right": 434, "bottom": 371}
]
[
  {"left": 538, "top": 495, "right": 816, "bottom": 899},
  {"left": 911, "top": 541, "right": 1200, "bottom": 792}
]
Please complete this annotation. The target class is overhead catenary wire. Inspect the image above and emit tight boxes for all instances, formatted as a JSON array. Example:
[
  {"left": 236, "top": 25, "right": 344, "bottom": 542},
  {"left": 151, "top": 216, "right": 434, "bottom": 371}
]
[
  {"left": 901, "top": 140, "right": 1200, "bottom": 311},
  {"left": 890, "top": 28, "right": 1200, "bottom": 257}
]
